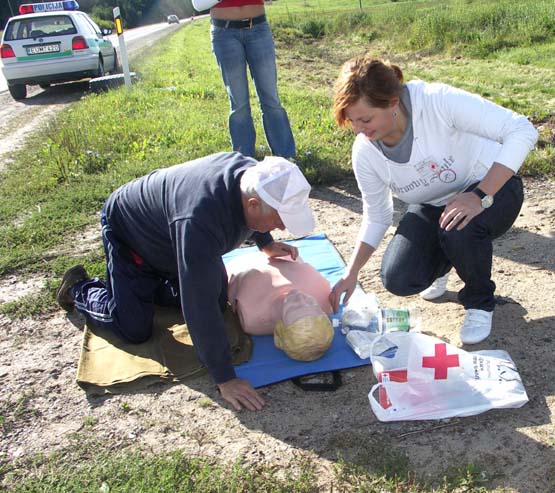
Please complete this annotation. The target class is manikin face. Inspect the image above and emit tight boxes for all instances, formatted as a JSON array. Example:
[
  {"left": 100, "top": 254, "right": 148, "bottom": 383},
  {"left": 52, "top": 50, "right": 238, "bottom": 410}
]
[
  {"left": 282, "top": 289, "right": 324, "bottom": 326},
  {"left": 244, "top": 197, "right": 285, "bottom": 233},
  {"left": 344, "top": 97, "right": 401, "bottom": 145}
]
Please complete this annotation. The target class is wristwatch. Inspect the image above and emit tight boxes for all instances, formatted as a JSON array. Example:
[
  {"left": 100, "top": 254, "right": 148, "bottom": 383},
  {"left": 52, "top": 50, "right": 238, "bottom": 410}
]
[{"left": 471, "top": 186, "right": 494, "bottom": 209}]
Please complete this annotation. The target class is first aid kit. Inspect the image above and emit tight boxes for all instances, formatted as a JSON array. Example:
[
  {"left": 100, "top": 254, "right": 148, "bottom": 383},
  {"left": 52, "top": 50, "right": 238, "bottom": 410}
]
[{"left": 369, "top": 332, "right": 529, "bottom": 421}]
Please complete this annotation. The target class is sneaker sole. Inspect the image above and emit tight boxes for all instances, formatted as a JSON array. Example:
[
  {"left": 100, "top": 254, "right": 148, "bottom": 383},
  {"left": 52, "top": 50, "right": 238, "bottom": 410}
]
[{"left": 56, "top": 265, "right": 88, "bottom": 312}]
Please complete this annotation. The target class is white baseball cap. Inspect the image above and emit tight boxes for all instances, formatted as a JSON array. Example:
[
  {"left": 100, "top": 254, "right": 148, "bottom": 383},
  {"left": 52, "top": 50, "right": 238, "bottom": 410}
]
[{"left": 248, "top": 157, "right": 315, "bottom": 236}]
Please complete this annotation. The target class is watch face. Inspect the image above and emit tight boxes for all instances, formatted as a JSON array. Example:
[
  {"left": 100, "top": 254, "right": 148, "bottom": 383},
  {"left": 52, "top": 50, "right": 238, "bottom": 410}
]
[{"left": 482, "top": 195, "right": 494, "bottom": 208}]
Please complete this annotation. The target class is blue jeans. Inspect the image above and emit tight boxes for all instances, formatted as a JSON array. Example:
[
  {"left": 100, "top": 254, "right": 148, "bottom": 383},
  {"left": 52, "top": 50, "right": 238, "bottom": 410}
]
[
  {"left": 211, "top": 19, "right": 296, "bottom": 158},
  {"left": 71, "top": 213, "right": 227, "bottom": 343},
  {"left": 381, "top": 176, "right": 524, "bottom": 311}
]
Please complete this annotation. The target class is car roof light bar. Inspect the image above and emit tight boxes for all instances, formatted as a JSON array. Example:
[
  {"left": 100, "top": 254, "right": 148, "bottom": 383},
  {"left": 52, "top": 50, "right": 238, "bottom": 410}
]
[{"left": 19, "top": 1, "right": 80, "bottom": 15}]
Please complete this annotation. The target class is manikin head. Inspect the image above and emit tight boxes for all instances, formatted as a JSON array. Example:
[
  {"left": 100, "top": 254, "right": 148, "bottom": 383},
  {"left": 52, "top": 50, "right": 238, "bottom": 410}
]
[{"left": 274, "top": 289, "right": 334, "bottom": 362}]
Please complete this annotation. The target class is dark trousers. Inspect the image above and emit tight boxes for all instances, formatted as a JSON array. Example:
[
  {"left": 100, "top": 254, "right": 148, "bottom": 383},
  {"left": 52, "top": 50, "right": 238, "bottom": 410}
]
[
  {"left": 71, "top": 213, "right": 228, "bottom": 343},
  {"left": 380, "top": 176, "right": 524, "bottom": 311}
]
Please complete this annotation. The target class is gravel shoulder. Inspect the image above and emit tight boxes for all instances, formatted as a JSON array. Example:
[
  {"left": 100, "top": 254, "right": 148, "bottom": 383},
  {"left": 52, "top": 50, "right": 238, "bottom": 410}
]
[{"left": 1, "top": 176, "right": 554, "bottom": 492}]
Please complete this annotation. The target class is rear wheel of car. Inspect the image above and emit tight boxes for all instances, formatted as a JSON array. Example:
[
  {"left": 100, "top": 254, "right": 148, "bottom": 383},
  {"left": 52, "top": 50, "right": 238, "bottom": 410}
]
[
  {"left": 8, "top": 84, "right": 27, "bottom": 100},
  {"left": 96, "top": 58, "right": 105, "bottom": 78}
]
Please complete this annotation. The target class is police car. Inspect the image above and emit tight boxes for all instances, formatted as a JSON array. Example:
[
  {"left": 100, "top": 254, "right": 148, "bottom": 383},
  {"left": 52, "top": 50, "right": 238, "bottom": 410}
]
[{"left": 0, "top": 1, "right": 118, "bottom": 100}]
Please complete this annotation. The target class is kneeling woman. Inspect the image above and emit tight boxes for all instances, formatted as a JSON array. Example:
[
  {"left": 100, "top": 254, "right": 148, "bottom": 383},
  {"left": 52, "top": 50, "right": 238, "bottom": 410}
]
[{"left": 329, "top": 54, "right": 538, "bottom": 344}]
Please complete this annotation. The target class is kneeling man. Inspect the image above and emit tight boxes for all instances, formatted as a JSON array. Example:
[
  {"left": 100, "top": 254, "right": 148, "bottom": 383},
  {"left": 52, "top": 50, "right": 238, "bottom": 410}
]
[{"left": 56, "top": 152, "right": 315, "bottom": 412}]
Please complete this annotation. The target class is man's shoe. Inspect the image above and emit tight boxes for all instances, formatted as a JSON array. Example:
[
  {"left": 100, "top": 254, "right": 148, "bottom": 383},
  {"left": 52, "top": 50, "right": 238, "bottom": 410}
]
[
  {"left": 420, "top": 272, "right": 451, "bottom": 301},
  {"left": 460, "top": 309, "right": 493, "bottom": 344},
  {"left": 56, "top": 265, "right": 89, "bottom": 312}
]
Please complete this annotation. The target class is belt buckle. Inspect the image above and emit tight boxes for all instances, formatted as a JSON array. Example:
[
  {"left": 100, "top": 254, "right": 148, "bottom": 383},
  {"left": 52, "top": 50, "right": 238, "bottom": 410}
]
[{"left": 240, "top": 17, "right": 252, "bottom": 29}]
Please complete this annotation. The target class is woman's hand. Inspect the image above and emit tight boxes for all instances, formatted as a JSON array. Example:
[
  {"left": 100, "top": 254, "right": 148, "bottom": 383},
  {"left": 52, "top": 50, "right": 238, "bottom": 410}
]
[
  {"left": 262, "top": 241, "right": 299, "bottom": 260},
  {"left": 440, "top": 192, "right": 483, "bottom": 231},
  {"left": 329, "top": 274, "right": 358, "bottom": 314}
]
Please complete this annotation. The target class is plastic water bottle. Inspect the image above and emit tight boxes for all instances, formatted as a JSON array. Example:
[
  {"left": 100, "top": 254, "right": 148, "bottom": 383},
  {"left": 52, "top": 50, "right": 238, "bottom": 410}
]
[
  {"left": 344, "top": 307, "right": 421, "bottom": 333},
  {"left": 379, "top": 307, "right": 421, "bottom": 332}
]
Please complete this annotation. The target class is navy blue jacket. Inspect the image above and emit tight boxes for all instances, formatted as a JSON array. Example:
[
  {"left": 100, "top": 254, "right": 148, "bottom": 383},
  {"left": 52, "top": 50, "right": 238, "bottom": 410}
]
[{"left": 103, "top": 152, "right": 273, "bottom": 383}]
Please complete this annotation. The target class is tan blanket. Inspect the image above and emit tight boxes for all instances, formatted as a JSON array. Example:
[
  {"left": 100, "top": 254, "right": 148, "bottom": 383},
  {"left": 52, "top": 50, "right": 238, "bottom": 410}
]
[{"left": 76, "top": 304, "right": 252, "bottom": 395}]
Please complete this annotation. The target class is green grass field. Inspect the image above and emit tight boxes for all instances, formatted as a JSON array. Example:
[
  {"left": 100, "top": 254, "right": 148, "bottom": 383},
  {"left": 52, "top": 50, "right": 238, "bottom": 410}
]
[{"left": 1, "top": 0, "right": 554, "bottom": 489}]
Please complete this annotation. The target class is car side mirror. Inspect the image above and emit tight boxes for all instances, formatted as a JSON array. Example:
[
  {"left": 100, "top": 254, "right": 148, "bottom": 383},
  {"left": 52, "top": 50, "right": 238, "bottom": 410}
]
[{"left": 102, "top": 28, "right": 112, "bottom": 36}]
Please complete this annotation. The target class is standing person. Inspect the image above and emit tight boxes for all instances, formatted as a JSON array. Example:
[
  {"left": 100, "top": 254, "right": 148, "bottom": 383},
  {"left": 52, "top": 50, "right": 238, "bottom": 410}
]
[
  {"left": 329, "top": 54, "right": 538, "bottom": 345},
  {"left": 209, "top": 0, "right": 296, "bottom": 158},
  {"left": 56, "top": 152, "right": 315, "bottom": 411}
]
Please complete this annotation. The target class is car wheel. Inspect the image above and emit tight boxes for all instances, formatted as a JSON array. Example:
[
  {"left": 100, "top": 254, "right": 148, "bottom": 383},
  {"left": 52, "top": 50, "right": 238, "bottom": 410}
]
[
  {"left": 8, "top": 84, "right": 27, "bottom": 100},
  {"left": 39, "top": 83, "right": 51, "bottom": 89},
  {"left": 96, "top": 58, "right": 105, "bottom": 78}
]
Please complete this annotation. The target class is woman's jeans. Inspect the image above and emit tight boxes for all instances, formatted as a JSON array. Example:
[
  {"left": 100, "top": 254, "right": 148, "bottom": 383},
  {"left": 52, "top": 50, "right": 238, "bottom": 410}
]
[
  {"left": 210, "top": 20, "right": 296, "bottom": 158},
  {"left": 381, "top": 176, "right": 524, "bottom": 311}
]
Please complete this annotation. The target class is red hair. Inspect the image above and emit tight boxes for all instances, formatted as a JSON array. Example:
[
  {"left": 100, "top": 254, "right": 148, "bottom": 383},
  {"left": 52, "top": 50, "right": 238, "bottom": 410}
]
[{"left": 333, "top": 54, "right": 404, "bottom": 127}]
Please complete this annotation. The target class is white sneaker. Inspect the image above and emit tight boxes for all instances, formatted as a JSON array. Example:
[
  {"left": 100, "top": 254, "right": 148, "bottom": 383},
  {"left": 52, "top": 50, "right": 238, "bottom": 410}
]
[
  {"left": 420, "top": 272, "right": 450, "bottom": 301},
  {"left": 460, "top": 309, "right": 493, "bottom": 344}
]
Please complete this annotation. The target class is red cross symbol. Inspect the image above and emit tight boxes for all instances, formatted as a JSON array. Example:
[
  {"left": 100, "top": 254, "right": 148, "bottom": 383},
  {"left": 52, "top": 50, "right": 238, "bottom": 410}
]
[{"left": 422, "top": 343, "right": 460, "bottom": 379}]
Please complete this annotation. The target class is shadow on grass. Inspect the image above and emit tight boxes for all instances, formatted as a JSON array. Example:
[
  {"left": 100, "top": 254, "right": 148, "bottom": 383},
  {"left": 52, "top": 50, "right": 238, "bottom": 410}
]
[{"left": 18, "top": 81, "right": 90, "bottom": 106}]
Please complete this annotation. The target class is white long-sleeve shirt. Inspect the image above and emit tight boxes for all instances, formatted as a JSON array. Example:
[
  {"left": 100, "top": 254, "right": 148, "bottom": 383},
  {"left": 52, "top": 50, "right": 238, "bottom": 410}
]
[{"left": 353, "top": 79, "right": 539, "bottom": 248}]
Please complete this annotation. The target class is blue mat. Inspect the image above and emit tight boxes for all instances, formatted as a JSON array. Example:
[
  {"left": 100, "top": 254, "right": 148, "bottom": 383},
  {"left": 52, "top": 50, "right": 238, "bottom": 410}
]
[{"left": 223, "top": 233, "right": 371, "bottom": 388}]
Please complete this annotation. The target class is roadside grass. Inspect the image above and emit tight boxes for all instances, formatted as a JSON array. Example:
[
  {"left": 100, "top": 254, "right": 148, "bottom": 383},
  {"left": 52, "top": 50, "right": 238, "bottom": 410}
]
[
  {"left": 269, "top": 0, "right": 555, "bottom": 59},
  {"left": 1, "top": 1, "right": 554, "bottom": 321},
  {"left": 0, "top": 19, "right": 349, "bottom": 282},
  {"left": 1, "top": 436, "right": 490, "bottom": 492}
]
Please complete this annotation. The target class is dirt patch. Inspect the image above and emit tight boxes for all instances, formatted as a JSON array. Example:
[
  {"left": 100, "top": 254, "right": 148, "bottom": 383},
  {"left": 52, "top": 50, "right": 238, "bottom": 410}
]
[
  {"left": 0, "top": 86, "right": 89, "bottom": 172},
  {"left": 1, "top": 176, "right": 554, "bottom": 492}
]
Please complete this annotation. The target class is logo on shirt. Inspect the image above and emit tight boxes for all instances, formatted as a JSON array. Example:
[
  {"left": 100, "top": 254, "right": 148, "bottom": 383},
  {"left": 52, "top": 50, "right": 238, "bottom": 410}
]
[{"left": 390, "top": 156, "right": 457, "bottom": 196}]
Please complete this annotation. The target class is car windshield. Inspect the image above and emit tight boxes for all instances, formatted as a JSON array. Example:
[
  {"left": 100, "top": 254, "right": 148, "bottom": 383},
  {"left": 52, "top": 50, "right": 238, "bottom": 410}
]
[{"left": 4, "top": 15, "right": 77, "bottom": 41}]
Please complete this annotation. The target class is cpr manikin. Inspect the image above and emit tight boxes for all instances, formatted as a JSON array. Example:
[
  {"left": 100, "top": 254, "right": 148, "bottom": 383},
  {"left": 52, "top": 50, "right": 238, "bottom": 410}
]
[{"left": 227, "top": 253, "right": 334, "bottom": 361}]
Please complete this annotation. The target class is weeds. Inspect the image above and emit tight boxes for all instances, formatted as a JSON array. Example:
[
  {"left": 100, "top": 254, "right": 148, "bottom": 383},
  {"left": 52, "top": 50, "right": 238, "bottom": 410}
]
[
  {"left": 0, "top": 392, "right": 39, "bottom": 433},
  {"left": 3, "top": 440, "right": 491, "bottom": 492}
]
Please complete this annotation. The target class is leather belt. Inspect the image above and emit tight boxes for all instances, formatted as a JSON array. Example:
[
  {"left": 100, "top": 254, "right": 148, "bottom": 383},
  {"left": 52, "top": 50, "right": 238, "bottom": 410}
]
[{"left": 211, "top": 14, "right": 266, "bottom": 29}]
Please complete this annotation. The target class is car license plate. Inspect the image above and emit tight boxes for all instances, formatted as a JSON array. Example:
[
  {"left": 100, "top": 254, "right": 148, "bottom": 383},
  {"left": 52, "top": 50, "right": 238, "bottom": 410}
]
[{"left": 27, "top": 44, "right": 60, "bottom": 55}]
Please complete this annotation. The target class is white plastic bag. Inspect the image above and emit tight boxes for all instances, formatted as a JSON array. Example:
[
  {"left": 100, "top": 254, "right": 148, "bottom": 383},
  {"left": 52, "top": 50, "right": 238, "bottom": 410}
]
[
  {"left": 340, "top": 290, "right": 380, "bottom": 332},
  {"left": 346, "top": 330, "right": 379, "bottom": 359},
  {"left": 369, "top": 332, "right": 529, "bottom": 421}
]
